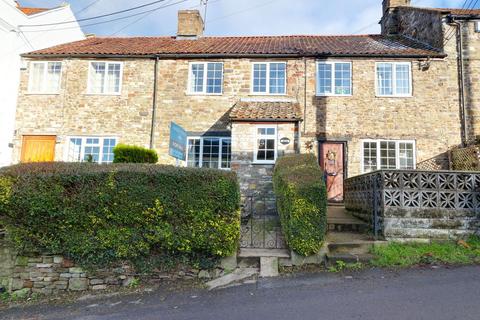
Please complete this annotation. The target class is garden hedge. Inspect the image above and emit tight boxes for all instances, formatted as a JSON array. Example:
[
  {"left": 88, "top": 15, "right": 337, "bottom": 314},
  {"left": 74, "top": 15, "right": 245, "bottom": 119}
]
[
  {"left": 273, "top": 154, "right": 327, "bottom": 256},
  {"left": 0, "top": 163, "right": 240, "bottom": 269},
  {"left": 113, "top": 144, "right": 159, "bottom": 163}
]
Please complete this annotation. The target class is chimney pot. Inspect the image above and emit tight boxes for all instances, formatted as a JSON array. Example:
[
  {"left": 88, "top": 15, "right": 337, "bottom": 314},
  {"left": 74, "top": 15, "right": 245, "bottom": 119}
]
[{"left": 177, "top": 10, "right": 204, "bottom": 39}]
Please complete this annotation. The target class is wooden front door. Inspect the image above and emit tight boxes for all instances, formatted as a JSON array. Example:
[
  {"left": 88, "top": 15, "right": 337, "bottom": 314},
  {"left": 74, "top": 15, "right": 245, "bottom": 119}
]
[
  {"left": 320, "top": 142, "right": 345, "bottom": 202},
  {"left": 20, "top": 135, "right": 56, "bottom": 163}
]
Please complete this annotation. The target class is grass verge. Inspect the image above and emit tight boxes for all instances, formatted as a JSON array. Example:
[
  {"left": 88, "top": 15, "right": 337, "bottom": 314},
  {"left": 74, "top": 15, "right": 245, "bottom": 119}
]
[{"left": 371, "top": 236, "right": 480, "bottom": 267}]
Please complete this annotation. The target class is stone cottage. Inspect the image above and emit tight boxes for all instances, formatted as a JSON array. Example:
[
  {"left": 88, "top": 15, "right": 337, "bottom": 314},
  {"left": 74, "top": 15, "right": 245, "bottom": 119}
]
[{"left": 11, "top": 1, "right": 480, "bottom": 205}]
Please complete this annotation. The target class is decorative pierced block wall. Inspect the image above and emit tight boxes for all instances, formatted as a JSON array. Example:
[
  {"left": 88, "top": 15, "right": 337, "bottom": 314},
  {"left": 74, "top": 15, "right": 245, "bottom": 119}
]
[{"left": 345, "top": 170, "right": 480, "bottom": 241}]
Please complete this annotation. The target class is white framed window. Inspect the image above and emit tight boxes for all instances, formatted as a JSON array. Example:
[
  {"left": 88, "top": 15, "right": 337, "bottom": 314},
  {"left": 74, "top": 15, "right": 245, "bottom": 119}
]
[
  {"left": 188, "top": 62, "right": 224, "bottom": 94},
  {"left": 316, "top": 61, "right": 352, "bottom": 96},
  {"left": 251, "top": 62, "right": 286, "bottom": 95},
  {"left": 475, "top": 21, "right": 480, "bottom": 32},
  {"left": 87, "top": 61, "right": 123, "bottom": 94},
  {"left": 66, "top": 137, "right": 117, "bottom": 164},
  {"left": 361, "top": 139, "right": 416, "bottom": 173},
  {"left": 28, "top": 61, "right": 62, "bottom": 94},
  {"left": 254, "top": 126, "right": 277, "bottom": 164},
  {"left": 186, "top": 137, "right": 231, "bottom": 169},
  {"left": 376, "top": 62, "right": 412, "bottom": 97}
]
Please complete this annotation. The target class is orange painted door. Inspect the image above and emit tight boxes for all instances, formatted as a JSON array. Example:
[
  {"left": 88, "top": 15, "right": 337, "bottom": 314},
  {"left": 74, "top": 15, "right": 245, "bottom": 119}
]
[
  {"left": 320, "top": 142, "right": 344, "bottom": 202},
  {"left": 20, "top": 136, "right": 56, "bottom": 163}
]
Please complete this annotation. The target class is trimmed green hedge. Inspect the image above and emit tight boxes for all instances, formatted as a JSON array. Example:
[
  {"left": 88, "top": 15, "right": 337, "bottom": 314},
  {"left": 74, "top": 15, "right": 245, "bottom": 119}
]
[
  {"left": 0, "top": 163, "right": 240, "bottom": 269},
  {"left": 273, "top": 154, "right": 327, "bottom": 256},
  {"left": 113, "top": 144, "right": 159, "bottom": 163}
]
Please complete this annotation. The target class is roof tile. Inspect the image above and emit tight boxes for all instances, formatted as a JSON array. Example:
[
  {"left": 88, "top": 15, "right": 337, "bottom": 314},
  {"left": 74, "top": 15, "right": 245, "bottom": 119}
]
[
  {"left": 18, "top": 7, "right": 49, "bottom": 15},
  {"left": 230, "top": 101, "right": 303, "bottom": 122},
  {"left": 24, "top": 34, "right": 444, "bottom": 58}
]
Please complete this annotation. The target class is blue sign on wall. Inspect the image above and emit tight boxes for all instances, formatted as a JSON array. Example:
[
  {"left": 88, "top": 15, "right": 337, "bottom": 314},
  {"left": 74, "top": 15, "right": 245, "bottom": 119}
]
[{"left": 169, "top": 122, "right": 187, "bottom": 161}]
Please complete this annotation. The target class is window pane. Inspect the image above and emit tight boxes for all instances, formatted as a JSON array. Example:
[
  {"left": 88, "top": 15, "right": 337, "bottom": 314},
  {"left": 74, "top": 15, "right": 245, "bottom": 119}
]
[
  {"left": 380, "top": 141, "right": 396, "bottom": 169},
  {"left": 253, "top": 64, "right": 267, "bottom": 93},
  {"left": 377, "top": 63, "right": 393, "bottom": 96},
  {"left": 106, "top": 63, "right": 121, "bottom": 93},
  {"left": 395, "top": 64, "right": 410, "bottom": 95},
  {"left": 269, "top": 63, "right": 286, "bottom": 94},
  {"left": 256, "top": 127, "right": 276, "bottom": 162},
  {"left": 45, "top": 62, "right": 61, "bottom": 92},
  {"left": 399, "top": 142, "right": 414, "bottom": 169},
  {"left": 90, "top": 62, "right": 106, "bottom": 94},
  {"left": 334, "top": 63, "right": 351, "bottom": 95},
  {"left": 363, "top": 141, "right": 377, "bottom": 172},
  {"left": 30, "top": 63, "right": 45, "bottom": 92},
  {"left": 187, "top": 138, "right": 201, "bottom": 167},
  {"left": 191, "top": 64, "right": 205, "bottom": 93},
  {"left": 221, "top": 139, "right": 232, "bottom": 169},
  {"left": 68, "top": 138, "right": 82, "bottom": 162},
  {"left": 206, "top": 63, "right": 223, "bottom": 94},
  {"left": 317, "top": 63, "right": 332, "bottom": 95},
  {"left": 202, "top": 138, "right": 220, "bottom": 168},
  {"left": 102, "top": 138, "right": 117, "bottom": 163}
]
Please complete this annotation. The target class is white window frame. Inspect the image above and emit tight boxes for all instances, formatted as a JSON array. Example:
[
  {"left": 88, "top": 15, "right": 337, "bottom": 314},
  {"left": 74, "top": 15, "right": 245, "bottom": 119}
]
[
  {"left": 187, "top": 62, "right": 224, "bottom": 95},
  {"left": 185, "top": 136, "right": 232, "bottom": 170},
  {"left": 251, "top": 62, "right": 287, "bottom": 95},
  {"left": 375, "top": 62, "right": 412, "bottom": 97},
  {"left": 360, "top": 139, "right": 416, "bottom": 173},
  {"left": 28, "top": 61, "right": 62, "bottom": 94},
  {"left": 475, "top": 21, "right": 480, "bottom": 32},
  {"left": 253, "top": 125, "right": 278, "bottom": 164},
  {"left": 87, "top": 61, "right": 124, "bottom": 95},
  {"left": 64, "top": 136, "right": 118, "bottom": 164},
  {"left": 316, "top": 61, "right": 352, "bottom": 96}
]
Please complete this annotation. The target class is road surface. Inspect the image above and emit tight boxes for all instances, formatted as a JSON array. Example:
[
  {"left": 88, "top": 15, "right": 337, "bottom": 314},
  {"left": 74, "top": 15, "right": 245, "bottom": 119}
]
[{"left": 2, "top": 265, "right": 479, "bottom": 320}]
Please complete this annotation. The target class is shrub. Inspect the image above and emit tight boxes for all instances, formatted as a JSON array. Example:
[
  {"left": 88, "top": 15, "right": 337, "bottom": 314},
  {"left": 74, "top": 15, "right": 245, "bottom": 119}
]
[
  {"left": 0, "top": 163, "right": 240, "bottom": 270},
  {"left": 273, "top": 154, "right": 327, "bottom": 256},
  {"left": 113, "top": 144, "right": 158, "bottom": 163}
]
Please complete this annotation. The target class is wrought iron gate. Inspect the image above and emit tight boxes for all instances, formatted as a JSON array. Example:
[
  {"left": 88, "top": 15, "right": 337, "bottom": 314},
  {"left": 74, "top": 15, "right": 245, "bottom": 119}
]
[{"left": 239, "top": 194, "right": 286, "bottom": 249}]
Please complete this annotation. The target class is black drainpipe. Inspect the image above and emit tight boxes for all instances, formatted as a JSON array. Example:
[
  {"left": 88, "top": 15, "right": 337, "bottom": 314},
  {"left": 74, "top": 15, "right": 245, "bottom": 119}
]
[
  {"left": 450, "top": 18, "right": 467, "bottom": 146},
  {"left": 149, "top": 56, "right": 159, "bottom": 149},
  {"left": 303, "top": 57, "right": 307, "bottom": 134}
]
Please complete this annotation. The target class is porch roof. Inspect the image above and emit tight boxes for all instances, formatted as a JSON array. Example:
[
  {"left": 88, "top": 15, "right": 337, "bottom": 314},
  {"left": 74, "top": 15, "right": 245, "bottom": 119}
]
[{"left": 229, "top": 101, "right": 303, "bottom": 122}]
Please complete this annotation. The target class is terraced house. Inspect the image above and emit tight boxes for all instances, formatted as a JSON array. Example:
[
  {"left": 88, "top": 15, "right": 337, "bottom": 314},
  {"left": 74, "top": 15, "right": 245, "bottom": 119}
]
[{"left": 11, "top": 0, "right": 480, "bottom": 205}]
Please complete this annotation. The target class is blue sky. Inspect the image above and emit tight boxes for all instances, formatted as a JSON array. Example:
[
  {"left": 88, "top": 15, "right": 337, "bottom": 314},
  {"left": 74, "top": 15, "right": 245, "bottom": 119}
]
[{"left": 19, "top": 0, "right": 470, "bottom": 36}]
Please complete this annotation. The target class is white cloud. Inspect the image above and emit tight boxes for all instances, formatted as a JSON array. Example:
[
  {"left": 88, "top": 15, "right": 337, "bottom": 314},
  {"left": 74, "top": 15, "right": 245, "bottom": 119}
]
[{"left": 18, "top": 0, "right": 469, "bottom": 36}]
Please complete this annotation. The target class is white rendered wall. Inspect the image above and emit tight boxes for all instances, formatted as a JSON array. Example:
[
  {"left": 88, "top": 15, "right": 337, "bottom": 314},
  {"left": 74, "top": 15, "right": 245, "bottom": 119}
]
[{"left": 0, "top": 0, "right": 84, "bottom": 166}]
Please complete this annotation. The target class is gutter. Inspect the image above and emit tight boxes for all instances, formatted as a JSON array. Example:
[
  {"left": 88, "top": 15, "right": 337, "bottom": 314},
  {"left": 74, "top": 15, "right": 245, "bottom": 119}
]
[
  {"left": 149, "top": 56, "right": 159, "bottom": 149},
  {"left": 230, "top": 118, "right": 302, "bottom": 123},
  {"left": 20, "top": 52, "right": 448, "bottom": 59},
  {"left": 449, "top": 17, "right": 468, "bottom": 146}
]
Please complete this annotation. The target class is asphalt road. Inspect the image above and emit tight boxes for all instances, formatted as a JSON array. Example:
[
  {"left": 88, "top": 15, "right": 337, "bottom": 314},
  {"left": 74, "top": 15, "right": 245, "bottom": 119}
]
[{"left": 2, "top": 265, "right": 480, "bottom": 320}]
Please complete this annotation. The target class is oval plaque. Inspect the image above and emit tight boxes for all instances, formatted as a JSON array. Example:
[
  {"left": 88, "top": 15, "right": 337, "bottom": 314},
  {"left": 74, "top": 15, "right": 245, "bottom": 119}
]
[{"left": 280, "top": 137, "right": 291, "bottom": 145}]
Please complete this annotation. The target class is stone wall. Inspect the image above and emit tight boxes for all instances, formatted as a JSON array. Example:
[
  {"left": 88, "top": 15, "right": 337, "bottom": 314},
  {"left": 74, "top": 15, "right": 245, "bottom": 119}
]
[
  {"left": 0, "top": 238, "right": 228, "bottom": 298},
  {"left": 14, "top": 54, "right": 463, "bottom": 178},
  {"left": 383, "top": 7, "right": 444, "bottom": 49},
  {"left": 300, "top": 56, "right": 462, "bottom": 177}
]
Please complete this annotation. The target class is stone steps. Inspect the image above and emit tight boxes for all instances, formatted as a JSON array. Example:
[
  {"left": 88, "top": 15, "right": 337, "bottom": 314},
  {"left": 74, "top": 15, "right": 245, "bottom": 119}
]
[{"left": 327, "top": 205, "right": 369, "bottom": 233}]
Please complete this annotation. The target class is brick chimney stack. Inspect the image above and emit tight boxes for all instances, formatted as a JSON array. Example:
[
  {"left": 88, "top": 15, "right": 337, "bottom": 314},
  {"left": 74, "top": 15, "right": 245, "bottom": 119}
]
[{"left": 177, "top": 10, "right": 204, "bottom": 38}]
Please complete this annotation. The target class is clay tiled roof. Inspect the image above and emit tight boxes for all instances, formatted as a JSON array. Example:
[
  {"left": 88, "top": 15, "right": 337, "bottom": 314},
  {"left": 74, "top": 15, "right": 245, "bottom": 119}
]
[
  {"left": 23, "top": 34, "right": 444, "bottom": 58},
  {"left": 430, "top": 8, "right": 480, "bottom": 15},
  {"left": 18, "top": 7, "right": 49, "bottom": 15},
  {"left": 230, "top": 101, "right": 303, "bottom": 122},
  {"left": 404, "top": 7, "right": 480, "bottom": 16}
]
